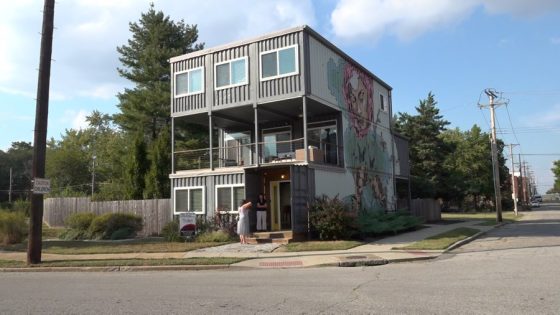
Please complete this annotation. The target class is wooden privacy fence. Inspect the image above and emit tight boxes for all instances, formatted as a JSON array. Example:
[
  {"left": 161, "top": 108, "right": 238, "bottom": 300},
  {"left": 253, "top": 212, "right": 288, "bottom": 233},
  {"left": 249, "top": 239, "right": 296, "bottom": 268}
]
[
  {"left": 411, "top": 198, "right": 441, "bottom": 222},
  {"left": 44, "top": 197, "right": 172, "bottom": 237}
]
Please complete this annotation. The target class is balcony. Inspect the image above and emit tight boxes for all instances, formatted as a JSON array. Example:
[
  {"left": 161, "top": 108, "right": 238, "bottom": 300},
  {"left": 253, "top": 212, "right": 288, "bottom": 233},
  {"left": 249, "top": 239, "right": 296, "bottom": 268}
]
[{"left": 174, "top": 137, "right": 341, "bottom": 172}]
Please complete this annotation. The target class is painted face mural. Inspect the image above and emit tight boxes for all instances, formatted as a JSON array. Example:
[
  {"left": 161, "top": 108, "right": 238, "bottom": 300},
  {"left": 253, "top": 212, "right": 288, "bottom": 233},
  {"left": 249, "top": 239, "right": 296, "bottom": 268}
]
[
  {"left": 328, "top": 58, "right": 391, "bottom": 213},
  {"left": 342, "top": 64, "right": 373, "bottom": 139}
]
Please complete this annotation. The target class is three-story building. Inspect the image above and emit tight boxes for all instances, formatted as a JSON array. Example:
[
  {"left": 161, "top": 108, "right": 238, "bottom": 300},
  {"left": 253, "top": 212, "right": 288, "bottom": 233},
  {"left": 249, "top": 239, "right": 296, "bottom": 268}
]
[{"left": 169, "top": 25, "right": 410, "bottom": 240}]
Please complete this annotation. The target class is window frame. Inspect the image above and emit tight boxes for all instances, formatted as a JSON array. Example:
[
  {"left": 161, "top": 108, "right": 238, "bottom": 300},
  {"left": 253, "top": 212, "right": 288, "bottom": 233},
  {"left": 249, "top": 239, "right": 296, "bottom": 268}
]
[
  {"left": 261, "top": 126, "right": 293, "bottom": 162},
  {"left": 214, "top": 56, "right": 249, "bottom": 90},
  {"left": 215, "top": 184, "right": 245, "bottom": 214},
  {"left": 307, "top": 120, "right": 339, "bottom": 165},
  {"left": 174, "top": 66, "right": 205, "bottom": 98},
  {"left": 379, "top": 93, "right": 388, "bottom": 112},
  {"left": 259, "top": 44, "right": 299, "bottom": 81},
  {"left": 174, "top": 186, "right": 205, "bottom": 215}
]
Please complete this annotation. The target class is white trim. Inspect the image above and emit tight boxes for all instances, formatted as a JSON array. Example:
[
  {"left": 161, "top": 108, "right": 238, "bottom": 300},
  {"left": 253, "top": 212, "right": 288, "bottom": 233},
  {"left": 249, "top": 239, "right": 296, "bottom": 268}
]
[
  {"left": 215, "top": 184, "right": 245, "bottom": 214},
  {"left": 174, "top": 66, "right": 205, "bottom": 98},
  {"left": 259, "top": 44, "right": 299, "bottom": 81},
  {"left": 214, "top": 56, "right": 249, "bottom": 90},
  {"left": 174, "top": 186, "right": 205, "bottom": 215}
]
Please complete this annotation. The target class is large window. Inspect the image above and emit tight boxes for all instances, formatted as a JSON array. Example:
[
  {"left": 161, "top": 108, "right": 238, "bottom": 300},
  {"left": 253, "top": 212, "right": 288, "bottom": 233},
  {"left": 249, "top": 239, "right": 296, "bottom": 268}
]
[
  {"left": 175, "top": 67, "right": 204, "bottom": 97},
  {"left": 308, "top": 121, "right": 338, "bottom": 165},
  {"left": 262, "top": 127, "right": 292, "bottom": 163},
  {"left": 222, "top": 131, "right": 251, "bottom": 166},
  {"left": 174, "top": 187, "right": 205, "bottom": 214},
  {"left": 260, "top": 45, "right": 298, "bottom": 80},
  {"left": 216, "top": 185, "right": 245, "bottom": 213},
  {"left": 215, "top": 57, "right": 248, "bottom": 89}
]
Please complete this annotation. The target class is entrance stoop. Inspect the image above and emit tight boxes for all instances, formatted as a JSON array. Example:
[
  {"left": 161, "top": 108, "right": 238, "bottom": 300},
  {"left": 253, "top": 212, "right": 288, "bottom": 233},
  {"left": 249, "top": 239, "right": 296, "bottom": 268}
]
[{"left": 246, "top": 231, "right": 293, "bottom": 245}]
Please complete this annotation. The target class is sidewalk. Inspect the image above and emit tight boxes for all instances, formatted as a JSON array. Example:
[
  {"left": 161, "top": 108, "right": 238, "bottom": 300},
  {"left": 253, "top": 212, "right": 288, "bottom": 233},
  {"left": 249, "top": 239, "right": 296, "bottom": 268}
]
[{"left": 0, "top": 220, "right": 495, "bottom": 271}]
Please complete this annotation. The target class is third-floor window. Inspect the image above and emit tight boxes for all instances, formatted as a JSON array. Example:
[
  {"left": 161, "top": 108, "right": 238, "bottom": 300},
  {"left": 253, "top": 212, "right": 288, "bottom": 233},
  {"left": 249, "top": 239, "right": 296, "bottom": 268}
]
[
  {"left": 215, "top": 57, "right": 248, "bottom": 89},
  {"left": 260, "top": 45, "right": 298, "bottom": 80}
]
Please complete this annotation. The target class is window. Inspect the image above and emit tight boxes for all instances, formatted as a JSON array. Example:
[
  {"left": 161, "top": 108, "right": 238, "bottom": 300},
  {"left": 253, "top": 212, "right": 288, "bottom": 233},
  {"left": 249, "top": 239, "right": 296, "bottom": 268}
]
[
  {"left": 308, "top": 120, "right": 338, "bottom": 165},
  {"left": 260, "top": 45, "right": 298, "bottom": 80},
  {"left": 222, "top": 131, "right": 251, "bottom": 166},
  {"left": 216, "top": 185, "right": 245, "bottom": 213},
  {"left": 380, "top": 93, "right": 388, "bottom": 112},
  {"left": 174, "top": 186, "right": 205, "bottom": 214},
  {"left": 175, "top": 67, "right": 204, "bottom": 97},
  {"left": 215, "top": 57, "right": 248, "bottom": 89},
  {"left": 262, "top": 127, "right": 292, "bottom": 163}
]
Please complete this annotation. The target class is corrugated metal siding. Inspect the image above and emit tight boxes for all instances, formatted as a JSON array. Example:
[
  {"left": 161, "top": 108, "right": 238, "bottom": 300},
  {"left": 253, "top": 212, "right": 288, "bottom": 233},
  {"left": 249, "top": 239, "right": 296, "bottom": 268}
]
[
  {"left": 213, "top": 45, "right": 252, "bottom": 107},
  {"left": 394, "top": 136, "right": 410, "bottom": 178},
  {"left": 172, "top": 173, "right": 244, "bottom": 218},
  {"left": 258, "top": 32, "right": 303, "bottom": 99},
  {"left": 308, "top": 36, "right": 338, "bottom": 106},
  {"left": 172, "top": 56, "right": 206, "bottom": 114},
  {"left": 291, "top": 165, "right": 314, "bottom": 234}
]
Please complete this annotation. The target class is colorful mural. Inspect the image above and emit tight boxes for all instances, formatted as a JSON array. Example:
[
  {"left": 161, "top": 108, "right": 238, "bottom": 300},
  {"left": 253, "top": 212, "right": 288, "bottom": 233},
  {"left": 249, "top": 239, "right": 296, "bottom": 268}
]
[{"left": 327, "top": 58, "right": 393, "bottom": 213}]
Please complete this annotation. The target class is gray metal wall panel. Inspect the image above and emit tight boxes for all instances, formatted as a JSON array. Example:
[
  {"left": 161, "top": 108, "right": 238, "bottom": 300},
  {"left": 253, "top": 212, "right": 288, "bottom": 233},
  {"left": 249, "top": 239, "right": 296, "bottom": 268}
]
[
  {"left": 213, "top": 45, "right": 252, "bottom": 107},
  {"left": 257, "top": 32, "right": 303, "bottom": 99},
  {"left": 172, "top": 56, "right": 207, "bottom": 115},
  {"left": 394, "top": 135, "right": 410, "bottom": 178},
  {"left": 290, "top": 165, "right": 314, "bottom": 234}
]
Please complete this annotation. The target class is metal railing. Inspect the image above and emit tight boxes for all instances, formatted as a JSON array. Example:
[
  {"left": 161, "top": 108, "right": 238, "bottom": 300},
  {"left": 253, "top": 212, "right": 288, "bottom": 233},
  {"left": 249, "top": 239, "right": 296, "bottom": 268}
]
[{"left": 174, "top": 138, "right": 342, "bottom": 171}]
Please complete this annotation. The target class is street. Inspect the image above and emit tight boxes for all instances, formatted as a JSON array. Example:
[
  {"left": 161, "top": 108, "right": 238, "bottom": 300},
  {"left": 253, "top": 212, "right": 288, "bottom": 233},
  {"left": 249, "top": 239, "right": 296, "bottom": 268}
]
[{"left": 1, "top": 204, "right": 560, "bottom": 314}]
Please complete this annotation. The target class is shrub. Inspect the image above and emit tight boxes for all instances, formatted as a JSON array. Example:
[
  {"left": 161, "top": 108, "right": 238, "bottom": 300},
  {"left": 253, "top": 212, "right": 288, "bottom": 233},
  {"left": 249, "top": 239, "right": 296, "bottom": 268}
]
[
  {"left": 309, "top": 195, "right": 353, "bottom": 240},
  {"left": 88, "top": 213, "right": 143, "bottom": 240},
  {"left": 0, "top": 211, "right": 28, "bottom": 245},
  {"left": 357, "top": 211, "right": 422, "bottom": 237},
  {"left": 161, "top": 220, "right": 183, "bottom": 242},
  {"left": 12, "top": 199, "right": 31, "bottom": 216},
  {"left": 196, "top": 230, "right": 233, "bottom": 243},
  {"left": 64, "top": 212, "right": 96, "bottom": 231}
]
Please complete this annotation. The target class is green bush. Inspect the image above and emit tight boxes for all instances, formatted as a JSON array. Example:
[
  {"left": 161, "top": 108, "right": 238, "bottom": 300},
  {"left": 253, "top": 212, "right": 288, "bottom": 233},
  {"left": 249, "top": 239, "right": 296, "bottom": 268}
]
[
  {"left": 357, "top": 211, "right": 422, "bottom": 236},
  {"left": 161, "top": 220, "right": 183, "bottom": 242},
  {"left": 195, "top": 230, "right": 233, "bottom": 243},
  {"left": 12, "top": 199, "right": 31, "bottom": 216},
  {"left": 89, "top": 213, "right": 143, "bottom": 240},
  {"left": 64, "top": 212, "right": 96, "bottom": 231},
  {"left": 309, "top": 195, "right": 353, "bottom": 240},
  {"left": 0, "top": 211, "right": 28, "bottom": 245}
]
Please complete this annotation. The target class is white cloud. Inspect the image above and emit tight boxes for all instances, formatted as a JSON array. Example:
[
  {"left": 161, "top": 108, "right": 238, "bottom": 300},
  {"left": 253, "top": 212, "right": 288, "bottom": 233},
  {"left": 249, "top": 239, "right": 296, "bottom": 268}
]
[
  {"left": 60, "top": 109, "right": 89, "bottom": 130},
  {"left": 331, "top": 0, "right": 560, "bottom": 42}
]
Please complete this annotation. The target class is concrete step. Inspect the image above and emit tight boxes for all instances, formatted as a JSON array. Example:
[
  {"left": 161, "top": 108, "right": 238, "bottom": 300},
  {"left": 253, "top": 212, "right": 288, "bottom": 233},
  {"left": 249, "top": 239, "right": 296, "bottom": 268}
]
[
  {"left": 245, "top": 237, "right": 291, "bottom": 245},
  {"left": 246, "top": 230, "right": 293, "bottom": 245}
]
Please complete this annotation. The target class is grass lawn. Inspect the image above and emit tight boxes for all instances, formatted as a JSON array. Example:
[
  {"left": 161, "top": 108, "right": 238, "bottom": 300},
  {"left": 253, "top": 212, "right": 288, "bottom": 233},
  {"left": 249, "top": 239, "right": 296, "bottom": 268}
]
[
  {"left": 396, "top": 227, "right": 481, "bottom": 250},
  {"left": 0, "top": 257, "right": 245, "bottom": 268},
  {"left": 276, "top": 240, "right": 364, "bottom": 252},
  {"left": 442, "top": 212, "right": 523, "bottom": 225},
  {"left": 1, "top": 238, "right": 232, "bottom": 255},
  {"left": 42, "top": 224, "right": 65, "bottom": 239}
]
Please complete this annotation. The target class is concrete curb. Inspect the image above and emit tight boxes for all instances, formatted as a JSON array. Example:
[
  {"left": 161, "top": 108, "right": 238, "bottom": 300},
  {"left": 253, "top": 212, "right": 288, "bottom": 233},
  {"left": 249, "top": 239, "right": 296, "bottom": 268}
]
[
  {"left": 444, "top": 223, "right": 505, "bottom": 253},
  {"left": 0, "top": 264, "right": 230, "bottom": 273}
]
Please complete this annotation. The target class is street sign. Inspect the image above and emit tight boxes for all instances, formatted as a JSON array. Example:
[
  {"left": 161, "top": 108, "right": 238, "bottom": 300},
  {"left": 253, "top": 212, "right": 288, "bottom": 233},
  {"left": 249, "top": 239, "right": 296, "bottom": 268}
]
[{"left": 33, "top": 178, "right": 51, "bottom": 194}]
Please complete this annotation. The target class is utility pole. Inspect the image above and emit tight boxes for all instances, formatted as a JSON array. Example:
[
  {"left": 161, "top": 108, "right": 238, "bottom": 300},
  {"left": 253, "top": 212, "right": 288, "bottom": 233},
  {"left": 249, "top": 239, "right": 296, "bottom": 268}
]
[
  {"left": 28, "top": 0, "right": 55, "bottom": 265},
  {"left": 480, "top": 89, "right": 506, "bottom": 223},
  {"left": 507, "top": 144, "right": 519, "bottom": 215},
  {"left": 8, "top": 168, "right": 12, "bottom": 203}
]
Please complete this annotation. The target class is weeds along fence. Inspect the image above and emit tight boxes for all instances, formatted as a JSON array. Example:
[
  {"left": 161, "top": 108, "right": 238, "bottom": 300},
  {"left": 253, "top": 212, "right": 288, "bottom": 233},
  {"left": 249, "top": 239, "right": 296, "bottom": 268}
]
[{"left": 44, "top": 197, "right": 172, "bottom": 237}]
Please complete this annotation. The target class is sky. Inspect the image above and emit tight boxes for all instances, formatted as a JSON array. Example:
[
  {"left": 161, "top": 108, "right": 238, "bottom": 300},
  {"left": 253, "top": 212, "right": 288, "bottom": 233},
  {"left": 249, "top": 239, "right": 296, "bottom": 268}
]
[{"left": 1, "top": 0, "right": 559, "bottom": 193}]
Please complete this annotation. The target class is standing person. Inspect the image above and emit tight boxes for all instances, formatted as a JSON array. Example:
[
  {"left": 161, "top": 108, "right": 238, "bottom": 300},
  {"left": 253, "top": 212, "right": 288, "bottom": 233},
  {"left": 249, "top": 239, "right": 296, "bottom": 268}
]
[
  {"left": 256, "top": 193, "right": 268, "bottom": 231},
  {"left": 237, "top": 199, "right": 252, "bottom": 244}
]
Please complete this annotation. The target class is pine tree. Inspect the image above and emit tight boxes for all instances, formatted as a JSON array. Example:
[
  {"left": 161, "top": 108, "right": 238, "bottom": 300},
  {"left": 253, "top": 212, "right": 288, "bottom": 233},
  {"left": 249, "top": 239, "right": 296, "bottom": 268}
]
[
  {"left": 113, "top": 4, "right": 204, "bottom": 140},
  {"left": 144, "top": 125, "right": 171, "bottom": 199},
  {"left": 395, "top": 92, "right": 450, "bottom": 198},
  {"left": 124, "top": 133, "right": 149, "bottom": 200}
]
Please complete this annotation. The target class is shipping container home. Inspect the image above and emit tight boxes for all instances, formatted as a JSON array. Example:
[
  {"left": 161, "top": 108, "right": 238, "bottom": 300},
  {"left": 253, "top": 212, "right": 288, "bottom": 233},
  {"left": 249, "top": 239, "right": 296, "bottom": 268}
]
[{"left": 169, "top": 25, "right": 410, "bottom": 241}]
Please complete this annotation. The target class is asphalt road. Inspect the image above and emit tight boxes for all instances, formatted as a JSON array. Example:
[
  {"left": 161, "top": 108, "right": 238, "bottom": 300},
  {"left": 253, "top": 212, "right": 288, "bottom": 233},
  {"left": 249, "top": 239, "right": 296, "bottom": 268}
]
[{"left": 1, "top": 204, "right": 560, "bottom": 314}]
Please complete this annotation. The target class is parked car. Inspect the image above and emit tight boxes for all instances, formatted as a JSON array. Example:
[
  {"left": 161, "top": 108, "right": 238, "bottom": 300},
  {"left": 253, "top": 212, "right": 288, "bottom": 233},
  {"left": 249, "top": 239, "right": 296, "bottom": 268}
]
[
  {"left": 532, "top": 195, "right": 543, "bottom": 203},
  {"left": 530, "top": 200, "right": 540, "bottom": 208}
]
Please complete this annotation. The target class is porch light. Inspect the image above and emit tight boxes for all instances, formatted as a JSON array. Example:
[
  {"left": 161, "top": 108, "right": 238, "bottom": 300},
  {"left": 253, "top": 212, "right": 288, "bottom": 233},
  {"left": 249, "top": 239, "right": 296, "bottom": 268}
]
[{"left": 281, "top": 174, "right": 285, "bottom": 179}]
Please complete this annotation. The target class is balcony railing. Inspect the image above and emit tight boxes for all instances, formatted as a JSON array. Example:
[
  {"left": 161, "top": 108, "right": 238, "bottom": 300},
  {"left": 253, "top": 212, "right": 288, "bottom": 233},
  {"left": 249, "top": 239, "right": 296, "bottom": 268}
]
[{"left": 174, "top": 137, "right": 341, "bottom": 171}]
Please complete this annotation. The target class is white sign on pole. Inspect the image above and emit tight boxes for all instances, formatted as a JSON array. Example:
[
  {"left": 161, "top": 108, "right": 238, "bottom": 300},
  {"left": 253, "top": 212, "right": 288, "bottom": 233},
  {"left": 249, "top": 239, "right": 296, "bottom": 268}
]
[{"left": 33, "top": 178, "right": 51, "bottom": 194}]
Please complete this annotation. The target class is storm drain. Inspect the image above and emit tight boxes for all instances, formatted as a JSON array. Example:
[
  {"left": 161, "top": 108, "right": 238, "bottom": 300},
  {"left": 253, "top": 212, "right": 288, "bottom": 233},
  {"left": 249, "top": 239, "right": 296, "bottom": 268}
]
[{"left": 337, "top": 255, "right": 388, "bottom": 267}]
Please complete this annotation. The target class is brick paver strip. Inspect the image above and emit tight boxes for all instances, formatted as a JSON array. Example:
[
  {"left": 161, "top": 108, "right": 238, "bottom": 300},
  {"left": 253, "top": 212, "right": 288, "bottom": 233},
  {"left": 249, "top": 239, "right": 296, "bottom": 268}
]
[{"left": 258, "top": 260, "right": 303, "bottom": 267}]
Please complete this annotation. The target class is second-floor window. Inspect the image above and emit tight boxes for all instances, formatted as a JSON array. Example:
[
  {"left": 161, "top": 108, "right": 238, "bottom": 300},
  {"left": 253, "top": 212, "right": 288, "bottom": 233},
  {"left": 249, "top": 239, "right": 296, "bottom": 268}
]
[
  {"left": 175, "top": 67, "right": 204, "bottom": 97},
  {"left": 215, "top": 57, "right": 248, "bottom": 89},
  {"left": 260, "top": 45, "right": 298, "bottom": 80}
]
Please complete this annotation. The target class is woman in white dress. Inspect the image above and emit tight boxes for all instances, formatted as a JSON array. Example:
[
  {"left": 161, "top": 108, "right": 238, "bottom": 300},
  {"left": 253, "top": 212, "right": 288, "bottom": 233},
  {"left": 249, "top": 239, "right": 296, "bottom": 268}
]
[{"left": 237, "top": 199, "right": 252, "bottom": 244}]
